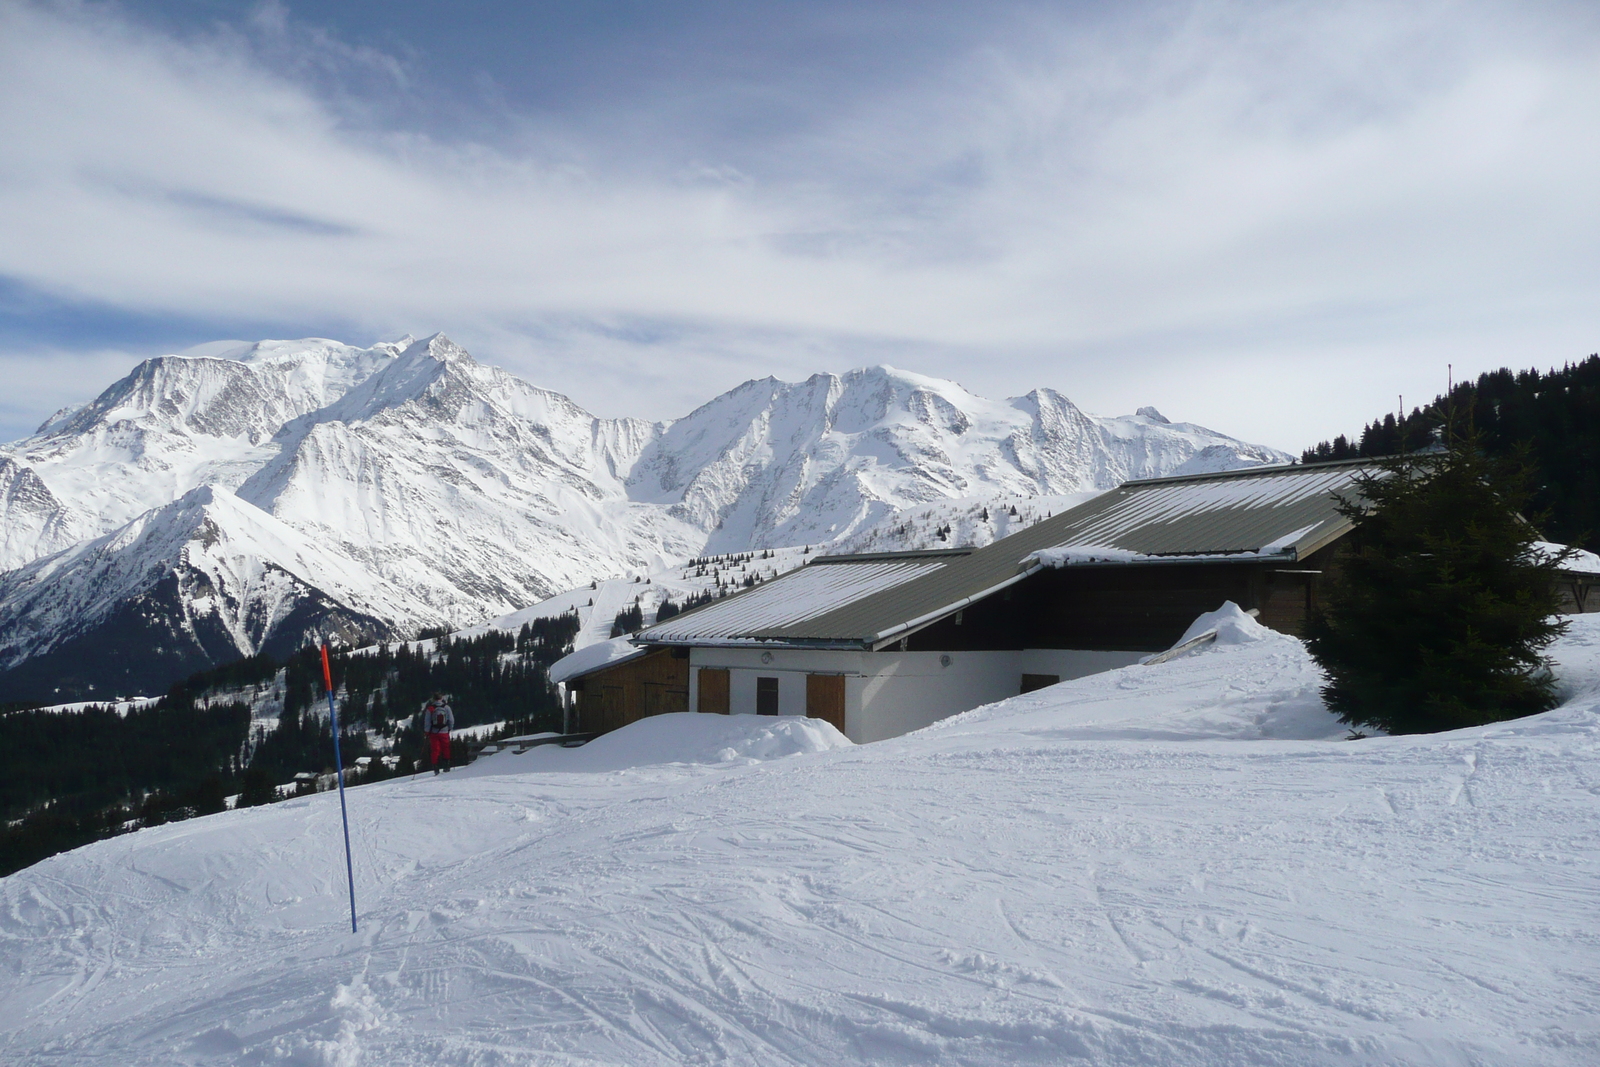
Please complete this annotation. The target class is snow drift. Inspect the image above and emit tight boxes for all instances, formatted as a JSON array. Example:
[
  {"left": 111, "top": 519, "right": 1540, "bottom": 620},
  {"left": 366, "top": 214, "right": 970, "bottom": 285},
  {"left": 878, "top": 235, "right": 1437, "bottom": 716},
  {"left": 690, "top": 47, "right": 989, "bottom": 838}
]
[{"left": 474, "top": 711, "right": 853, "bottom": 775}]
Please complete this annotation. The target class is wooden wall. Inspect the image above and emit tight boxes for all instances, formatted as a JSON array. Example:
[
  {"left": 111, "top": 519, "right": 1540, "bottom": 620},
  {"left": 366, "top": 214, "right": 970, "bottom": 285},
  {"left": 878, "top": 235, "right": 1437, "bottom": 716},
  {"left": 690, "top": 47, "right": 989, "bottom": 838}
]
[
  {"left": 571, "top": 648, "right": 690, "bottom": 734},
  {"left": 1555, "top": 578, "right": 1597, "bottom": 614},
  {"left": 906, "top": 549, "right": 1338, "bottom": 655}
]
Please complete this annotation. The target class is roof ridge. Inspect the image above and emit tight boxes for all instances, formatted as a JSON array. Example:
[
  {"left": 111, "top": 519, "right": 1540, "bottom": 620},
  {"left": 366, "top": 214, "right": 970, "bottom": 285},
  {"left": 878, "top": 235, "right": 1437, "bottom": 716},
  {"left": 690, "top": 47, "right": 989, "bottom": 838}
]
[
  {"left": 811, "top": 548, "right": 974, "bottom": 563},
  {"left": 1121, "top": 455, "right": 1385, "bottom": 488}
]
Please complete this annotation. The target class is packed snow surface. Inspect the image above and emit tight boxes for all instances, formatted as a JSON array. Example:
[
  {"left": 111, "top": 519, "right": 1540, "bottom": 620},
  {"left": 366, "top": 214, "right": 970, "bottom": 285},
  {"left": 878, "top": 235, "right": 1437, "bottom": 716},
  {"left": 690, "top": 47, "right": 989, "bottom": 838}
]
[{"left": 4, "top": 615, "right": 1600, "bottom": 1065}]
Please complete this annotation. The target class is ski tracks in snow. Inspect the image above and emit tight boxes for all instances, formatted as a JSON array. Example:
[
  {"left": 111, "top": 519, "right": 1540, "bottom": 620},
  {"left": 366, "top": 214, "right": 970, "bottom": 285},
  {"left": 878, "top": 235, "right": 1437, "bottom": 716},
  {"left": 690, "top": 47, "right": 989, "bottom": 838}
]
[{"left": 3, "top": 676, "right": 1600, "bottom": 1063}]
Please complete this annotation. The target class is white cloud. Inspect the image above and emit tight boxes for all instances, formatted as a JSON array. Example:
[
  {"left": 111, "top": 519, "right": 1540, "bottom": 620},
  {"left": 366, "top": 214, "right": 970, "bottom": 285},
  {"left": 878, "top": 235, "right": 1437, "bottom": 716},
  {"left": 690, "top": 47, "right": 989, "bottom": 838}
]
[{"left": 1, "top": 0, "right": 1597, "bottom": 449}]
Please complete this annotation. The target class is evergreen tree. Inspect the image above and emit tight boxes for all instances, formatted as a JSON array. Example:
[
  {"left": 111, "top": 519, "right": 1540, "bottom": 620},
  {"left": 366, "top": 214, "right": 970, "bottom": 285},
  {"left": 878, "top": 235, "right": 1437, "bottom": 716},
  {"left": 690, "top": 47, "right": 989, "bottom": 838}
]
[
  {"left": 609, "top": 602, "right": 644, "bottom": 637},
  {"left": 1301, "top": 353, "right": 1600, "bottom": 550},
  {"left": 236, "top": 767, "right": 277, "bottom": 807},
  {"left": 1305, "top": 436, "right": 1570, "bottom": 733}
]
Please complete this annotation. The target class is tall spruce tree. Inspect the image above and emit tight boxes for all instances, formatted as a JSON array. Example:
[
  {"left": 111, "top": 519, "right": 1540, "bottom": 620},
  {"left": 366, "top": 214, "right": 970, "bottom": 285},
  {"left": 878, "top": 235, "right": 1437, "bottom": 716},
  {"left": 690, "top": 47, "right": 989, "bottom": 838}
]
[{"left": 1305, "top": 436, "right": 1570, "bottom": 733}]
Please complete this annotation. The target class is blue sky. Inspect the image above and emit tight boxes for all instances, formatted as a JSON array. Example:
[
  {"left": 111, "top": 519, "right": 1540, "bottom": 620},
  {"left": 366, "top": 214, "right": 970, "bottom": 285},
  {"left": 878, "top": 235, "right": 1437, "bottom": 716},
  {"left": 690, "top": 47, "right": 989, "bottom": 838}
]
[{"left": 1, "top": 0, "right": 1598, "bottom": 447}]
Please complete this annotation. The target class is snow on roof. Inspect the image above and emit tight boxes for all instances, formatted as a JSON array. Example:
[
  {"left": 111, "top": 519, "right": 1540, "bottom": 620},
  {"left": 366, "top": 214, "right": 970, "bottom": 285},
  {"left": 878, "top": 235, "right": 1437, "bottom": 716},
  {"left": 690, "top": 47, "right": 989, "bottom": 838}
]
[
  {"left": 1024, "top": 545, "right": 1144, "bottom": 567},
  {"left": 1024, "top": 521, "right": 1329, "bottom": 570},
  {"left": 1536, "top": 541, "right": 1600, "bottom": 576},
  {"left": 548, "top": 636, "right": 650, "bottom": 684},
  {"left": 1030, "top": 462, "right": 1372, "bottom": 560},
  {"left": 635, "top": 554, "right": 956, "bottom": 644}
]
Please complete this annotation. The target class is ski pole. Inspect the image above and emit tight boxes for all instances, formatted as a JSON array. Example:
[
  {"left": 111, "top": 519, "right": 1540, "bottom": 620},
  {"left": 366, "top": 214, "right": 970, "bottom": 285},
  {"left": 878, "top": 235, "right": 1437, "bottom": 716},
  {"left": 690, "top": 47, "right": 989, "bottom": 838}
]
[{"left": 321, "top": 641, "right": 359, "bottom": 934}]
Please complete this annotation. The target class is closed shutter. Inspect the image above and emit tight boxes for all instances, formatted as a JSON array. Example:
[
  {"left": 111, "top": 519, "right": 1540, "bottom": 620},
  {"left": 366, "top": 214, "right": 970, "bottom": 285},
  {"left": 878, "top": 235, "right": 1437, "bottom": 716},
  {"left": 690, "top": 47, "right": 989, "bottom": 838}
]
[
  {"left": 698, "top": 668, "right": 730, "bottom": 713},
  {"left": 805, "top": 674, "right": 846, "bottom": 733}
]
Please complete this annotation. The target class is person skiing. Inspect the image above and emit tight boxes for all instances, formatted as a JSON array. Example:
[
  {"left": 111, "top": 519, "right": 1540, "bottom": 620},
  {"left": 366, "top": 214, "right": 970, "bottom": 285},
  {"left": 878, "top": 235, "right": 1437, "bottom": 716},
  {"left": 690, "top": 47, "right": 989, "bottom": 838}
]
[{"left": 422, "top": 693, "right": 455, "bottom": 774}]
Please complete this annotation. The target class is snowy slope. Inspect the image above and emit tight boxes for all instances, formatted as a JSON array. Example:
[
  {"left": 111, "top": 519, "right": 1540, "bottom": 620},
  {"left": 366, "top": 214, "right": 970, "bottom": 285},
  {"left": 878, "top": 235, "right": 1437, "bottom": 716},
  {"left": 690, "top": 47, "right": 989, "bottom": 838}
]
[
  {"left": 6, "top": 338, "right": 406, "bottom": 563},
  {"left": 829, "top": 490, "right": 1104, "bottom": 555},
  {"left": 3, "top": 615, "right": 1597, "bottom": 1065},
  {"left": 231, "top": 334, "right": 697, "bottom": 621},
  {"left": 0, "top": 456, "right": 83, "bottom": 567},
  {"left": 0, "top": 337, "right": 1287, "bottom": 697},
  {"left": 0, "top": 487, "right": 405, "bottom": 697}
]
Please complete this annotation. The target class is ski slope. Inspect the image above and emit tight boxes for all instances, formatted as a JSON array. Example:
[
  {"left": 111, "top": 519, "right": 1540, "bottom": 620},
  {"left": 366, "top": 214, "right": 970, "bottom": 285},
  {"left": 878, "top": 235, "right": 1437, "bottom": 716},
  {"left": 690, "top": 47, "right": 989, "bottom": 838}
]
[{"left": 3, "top": 615, "right": 1598, "bottom": 1065}]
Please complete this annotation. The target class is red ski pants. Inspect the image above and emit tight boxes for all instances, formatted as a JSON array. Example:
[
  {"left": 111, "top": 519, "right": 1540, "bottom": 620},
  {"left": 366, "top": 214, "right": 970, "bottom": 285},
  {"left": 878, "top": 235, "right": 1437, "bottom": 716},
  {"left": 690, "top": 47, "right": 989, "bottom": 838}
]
[{"left": 428, "top": 732, "right": 451, "bottom": 767}]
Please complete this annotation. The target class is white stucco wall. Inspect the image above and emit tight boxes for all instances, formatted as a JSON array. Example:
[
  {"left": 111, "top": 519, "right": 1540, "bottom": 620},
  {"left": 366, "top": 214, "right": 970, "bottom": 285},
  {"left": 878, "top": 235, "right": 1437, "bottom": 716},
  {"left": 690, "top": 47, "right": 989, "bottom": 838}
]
[
  {"left": 850, "top": 651, "right": 1025, "bottom": 743},
  {"left": 685, "top": 645, "right": 1144, "bottom": 743},
  {"left": 688, "top": 647, "right": 863, "bottom": 720}
]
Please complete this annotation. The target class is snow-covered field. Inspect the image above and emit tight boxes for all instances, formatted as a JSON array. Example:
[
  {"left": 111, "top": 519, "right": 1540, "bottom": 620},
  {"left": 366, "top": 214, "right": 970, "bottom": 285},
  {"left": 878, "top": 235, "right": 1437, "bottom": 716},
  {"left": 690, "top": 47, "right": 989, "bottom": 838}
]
[{"left": 4, "top": 616, "right": 1599, "bottom": 1065}]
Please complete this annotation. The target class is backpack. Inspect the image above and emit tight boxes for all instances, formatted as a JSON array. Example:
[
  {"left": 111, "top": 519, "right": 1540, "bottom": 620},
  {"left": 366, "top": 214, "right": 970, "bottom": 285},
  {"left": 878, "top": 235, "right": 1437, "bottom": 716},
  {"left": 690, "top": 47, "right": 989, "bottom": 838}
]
[{"left": 432, "top": 709, "right": 446, "bottom": 731}]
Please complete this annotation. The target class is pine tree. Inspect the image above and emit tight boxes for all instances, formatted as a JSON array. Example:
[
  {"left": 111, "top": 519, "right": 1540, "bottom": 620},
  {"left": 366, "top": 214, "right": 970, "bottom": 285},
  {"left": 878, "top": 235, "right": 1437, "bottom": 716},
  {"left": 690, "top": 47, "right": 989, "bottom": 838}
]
[
  {"left": 1305, "top": 434, "right": 1570, "bottom": 733},
  {"left": 236, "top": 767, "right": 277, "bottom": 807}
]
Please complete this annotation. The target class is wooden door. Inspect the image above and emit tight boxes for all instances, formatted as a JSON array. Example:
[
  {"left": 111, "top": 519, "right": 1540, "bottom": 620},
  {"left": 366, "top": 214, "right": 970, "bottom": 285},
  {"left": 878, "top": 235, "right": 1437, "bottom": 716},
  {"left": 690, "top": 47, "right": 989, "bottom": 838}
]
[
  {"left": 806, "top": 674, "right": 846, "bottom": 733},
  {"left": 698, "top": 668, "right": 730, "bottom": 714},
  {"left": 599, "top": 685, "right": 626, "bottom": 732}
]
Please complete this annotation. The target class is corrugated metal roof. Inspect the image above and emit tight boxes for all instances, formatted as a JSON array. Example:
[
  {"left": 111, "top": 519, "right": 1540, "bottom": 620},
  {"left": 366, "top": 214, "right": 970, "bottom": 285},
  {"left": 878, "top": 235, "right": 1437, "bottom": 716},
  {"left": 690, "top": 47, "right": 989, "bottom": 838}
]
[
  {"left": 634, "top": 460, "right": 1374, "bottom": 650},
  {"left": 1030, "top": 462, "right": 1372, "bottom": 559},
  {"left": 637, "top": 553, "right": 958, "bottom": 643}
]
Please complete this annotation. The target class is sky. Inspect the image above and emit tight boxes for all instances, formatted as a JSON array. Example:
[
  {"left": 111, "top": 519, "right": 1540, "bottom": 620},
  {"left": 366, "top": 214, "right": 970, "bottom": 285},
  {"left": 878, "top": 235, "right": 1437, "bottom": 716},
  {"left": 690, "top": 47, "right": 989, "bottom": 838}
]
[{"left": 1, "top": 0, "right": 1597, "bottom": 450}]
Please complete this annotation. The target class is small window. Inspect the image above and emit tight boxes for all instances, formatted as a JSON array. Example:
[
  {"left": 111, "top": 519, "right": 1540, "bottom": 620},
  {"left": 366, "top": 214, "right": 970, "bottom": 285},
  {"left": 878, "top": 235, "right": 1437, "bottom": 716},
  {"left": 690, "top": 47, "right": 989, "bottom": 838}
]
[
  {"left": 756, "top": 676, "right": 780, "bottom": 715},
  {"left": 1020, "top": 673, "right": 1060, "bottom": 694}
]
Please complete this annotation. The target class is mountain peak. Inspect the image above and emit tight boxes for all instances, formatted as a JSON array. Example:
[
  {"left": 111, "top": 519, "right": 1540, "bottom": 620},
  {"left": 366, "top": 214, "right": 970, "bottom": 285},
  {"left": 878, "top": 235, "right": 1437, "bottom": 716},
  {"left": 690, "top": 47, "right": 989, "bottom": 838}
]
[
  {"left": 401, "top": 333, "right": 472, "bottom": 365},
  {"left": 1, "top": 336, "right": 1292, "bottom": 698}
]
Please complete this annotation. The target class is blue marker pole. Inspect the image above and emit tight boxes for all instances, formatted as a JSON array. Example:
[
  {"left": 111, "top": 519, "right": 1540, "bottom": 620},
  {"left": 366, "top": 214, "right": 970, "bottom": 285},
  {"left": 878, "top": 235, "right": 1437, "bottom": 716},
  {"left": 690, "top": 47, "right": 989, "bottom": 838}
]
[{"left": 321, "top": 641, "right": 359, "bottom": 934}]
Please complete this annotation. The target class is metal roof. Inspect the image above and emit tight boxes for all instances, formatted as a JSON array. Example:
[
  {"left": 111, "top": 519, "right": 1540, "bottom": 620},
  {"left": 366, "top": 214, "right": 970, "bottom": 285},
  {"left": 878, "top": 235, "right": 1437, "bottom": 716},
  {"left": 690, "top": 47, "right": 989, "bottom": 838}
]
[
  {"left": 1026, "top": 460, "right": 1373, "bottom": 561},
  {"left": 632, "top": 461, "right": 1374, "bottom": 651},
  {"left": 636, "top": 551, "right": 966, "bottom": 645}
]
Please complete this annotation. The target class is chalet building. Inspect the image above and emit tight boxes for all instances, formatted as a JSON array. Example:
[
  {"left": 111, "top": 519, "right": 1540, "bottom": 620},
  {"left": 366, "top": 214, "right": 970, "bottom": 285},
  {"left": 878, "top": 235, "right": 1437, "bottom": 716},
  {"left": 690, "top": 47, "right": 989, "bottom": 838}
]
[{"left": 551, "top": 459, "right": 1600, "bottom": 743}]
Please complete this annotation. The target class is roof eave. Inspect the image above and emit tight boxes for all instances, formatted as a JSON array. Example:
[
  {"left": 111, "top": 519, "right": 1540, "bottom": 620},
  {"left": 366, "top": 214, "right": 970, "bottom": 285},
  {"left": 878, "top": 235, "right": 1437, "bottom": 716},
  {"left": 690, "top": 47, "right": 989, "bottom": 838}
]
[
  {"left": 1034, "top": 550, "right": 1301, "bottom": 570},
  {"left": 867, "top": 564, "right": 1043, "bottom": 650},
  {"left": 628, "top": 636, "right": 870, "bottom": 651},
  {"left": 1293, "top": 515, "right": 1356, "bottom": 559}
]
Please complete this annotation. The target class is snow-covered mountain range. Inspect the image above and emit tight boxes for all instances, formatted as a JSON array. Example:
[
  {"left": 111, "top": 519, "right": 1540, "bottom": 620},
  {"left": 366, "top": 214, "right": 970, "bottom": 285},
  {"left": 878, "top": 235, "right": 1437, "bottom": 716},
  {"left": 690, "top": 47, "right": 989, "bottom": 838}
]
[{"left": 0, "top": 334, "right": 1289, "bottom": 698}]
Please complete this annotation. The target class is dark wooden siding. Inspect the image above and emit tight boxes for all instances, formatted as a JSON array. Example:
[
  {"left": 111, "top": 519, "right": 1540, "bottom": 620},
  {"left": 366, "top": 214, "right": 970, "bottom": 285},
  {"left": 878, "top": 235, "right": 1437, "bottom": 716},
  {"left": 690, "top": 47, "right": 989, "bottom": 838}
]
[
  {"left": 905, "top": 552, "right": 1334, "bottom": 655},
  {"left": 574, "top": 648, "right": 689, "bottom": 734},
  {"left": 902, "top": 583, "right": 1028, "bottom": 651},
  {"left": 1555, "top": 578, "right": 1598, "bottom": 613}
]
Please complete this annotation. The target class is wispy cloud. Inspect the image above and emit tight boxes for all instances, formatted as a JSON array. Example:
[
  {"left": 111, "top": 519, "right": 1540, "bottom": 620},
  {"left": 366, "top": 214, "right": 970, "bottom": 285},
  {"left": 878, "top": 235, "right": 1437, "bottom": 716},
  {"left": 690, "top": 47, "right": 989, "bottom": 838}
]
[{"left": 1, "top": 0, "right": 1597, "bottom": 447}]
